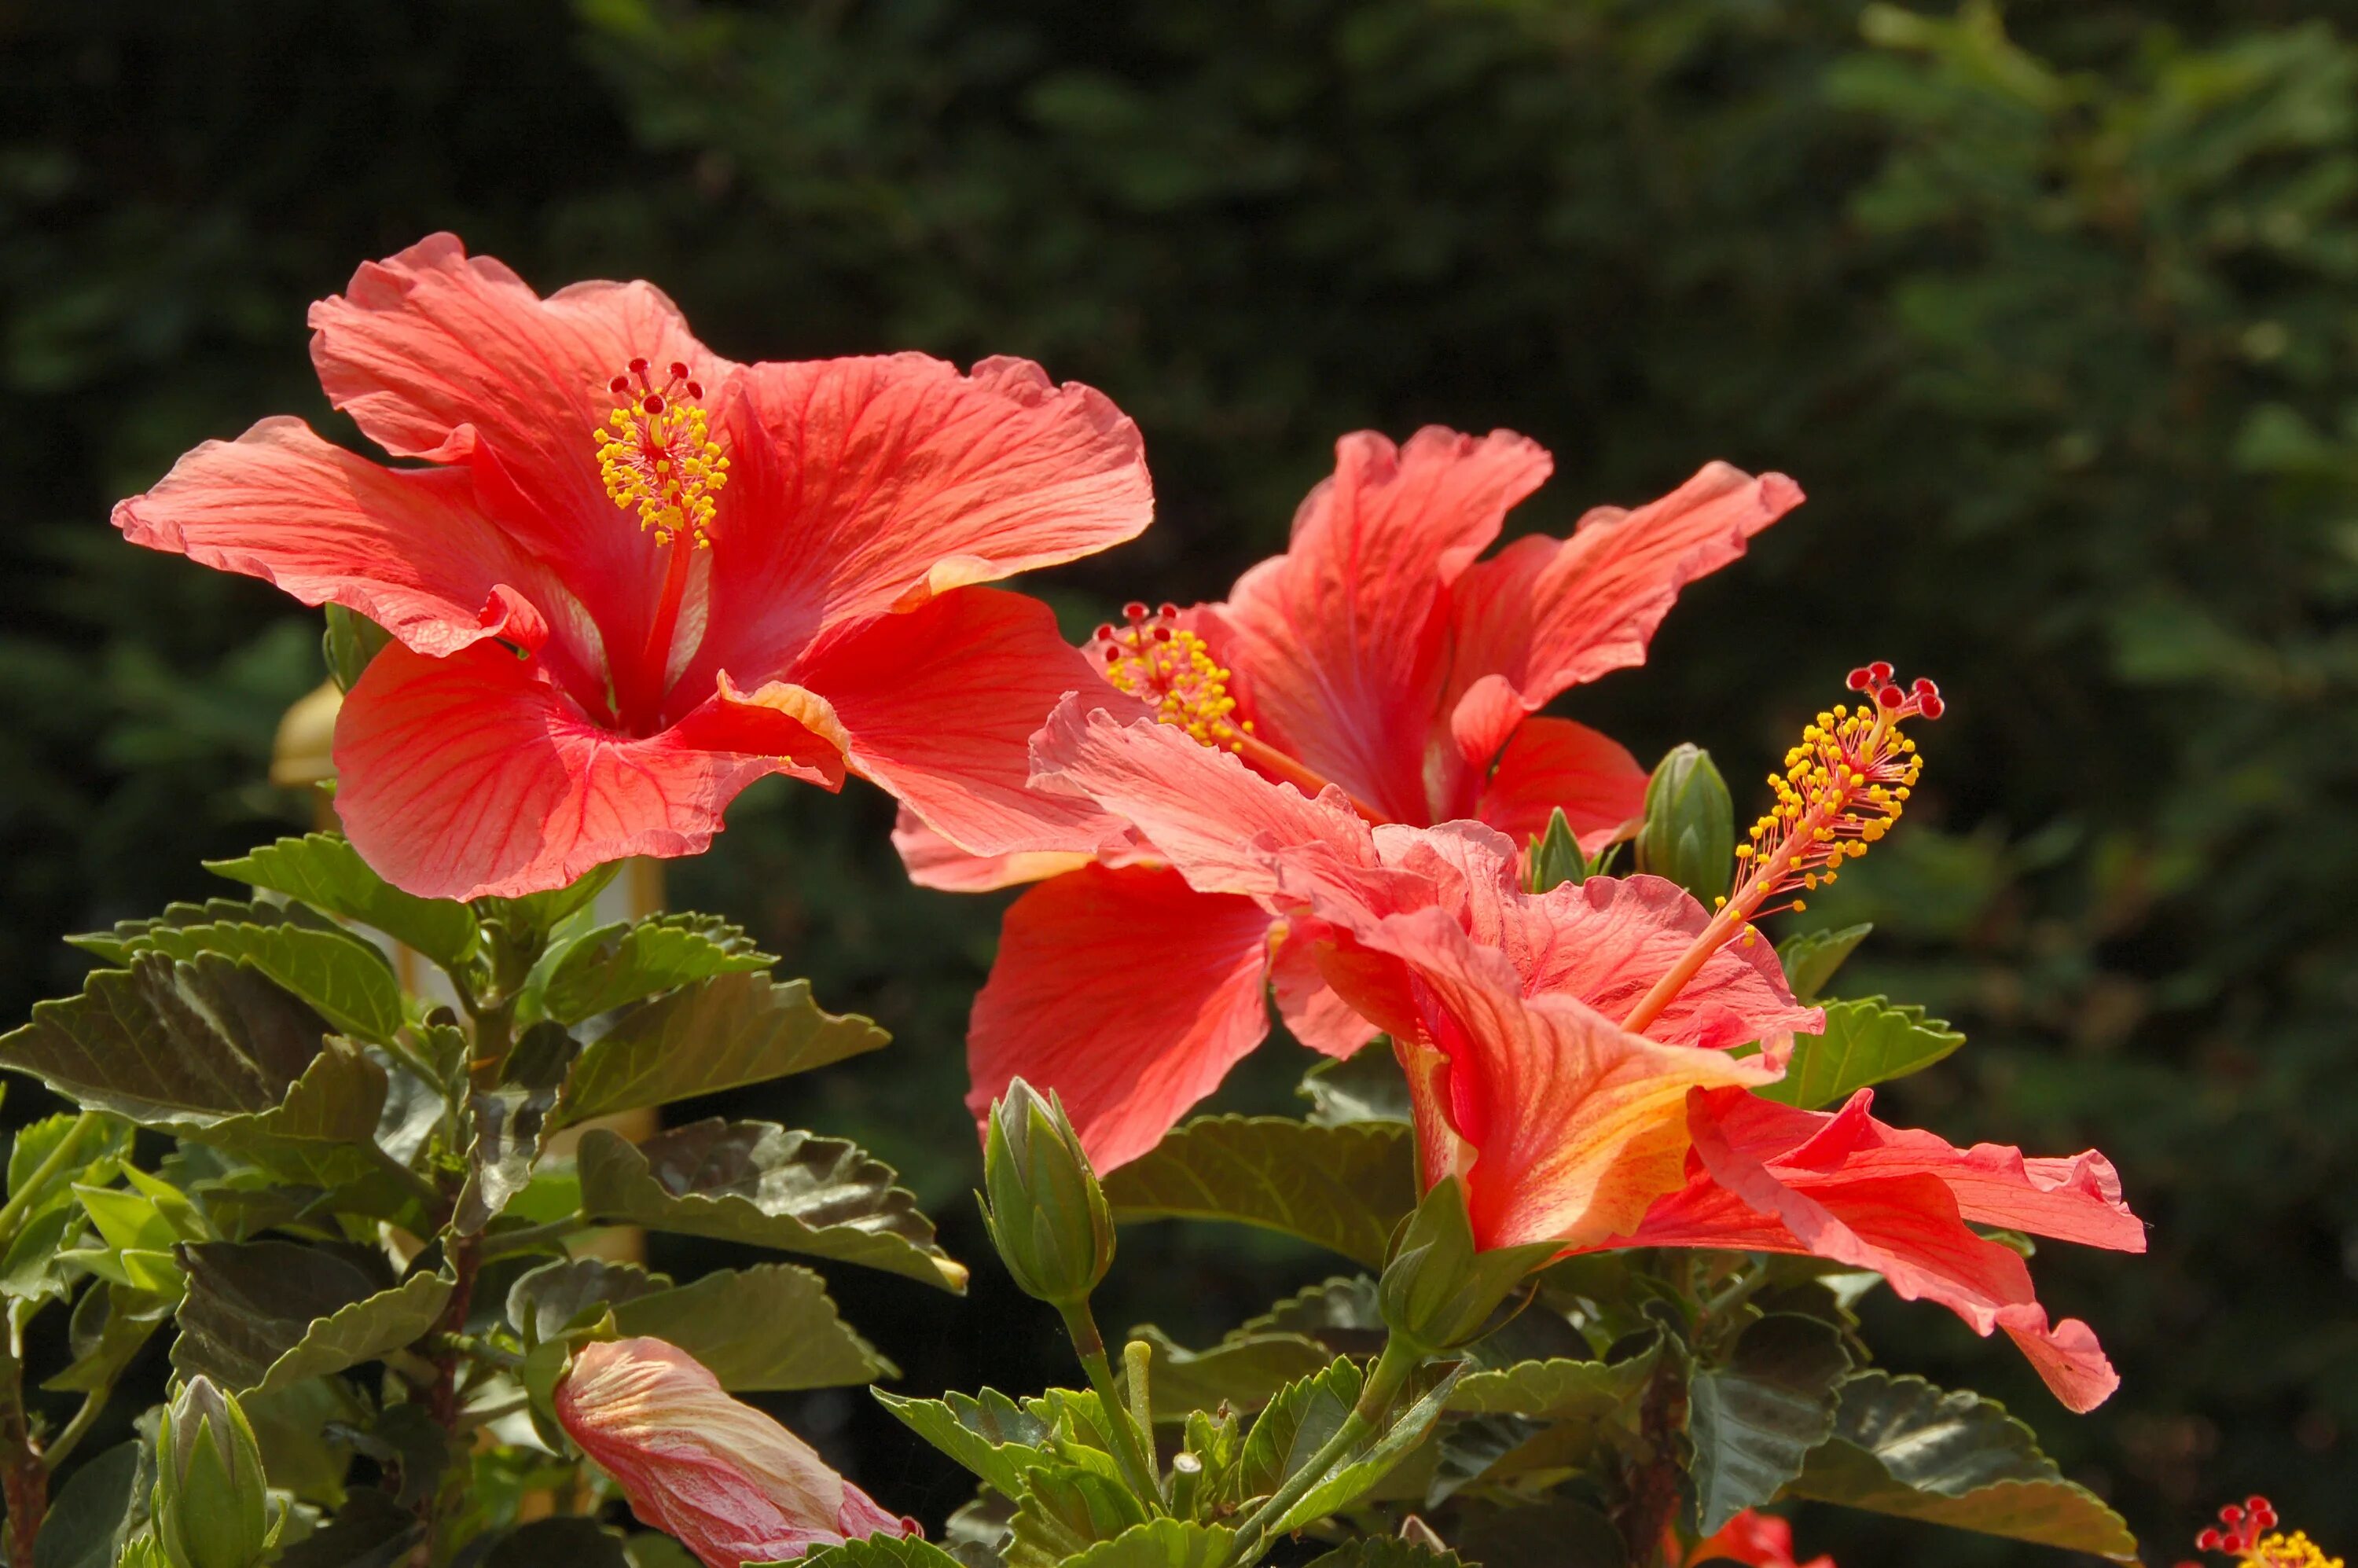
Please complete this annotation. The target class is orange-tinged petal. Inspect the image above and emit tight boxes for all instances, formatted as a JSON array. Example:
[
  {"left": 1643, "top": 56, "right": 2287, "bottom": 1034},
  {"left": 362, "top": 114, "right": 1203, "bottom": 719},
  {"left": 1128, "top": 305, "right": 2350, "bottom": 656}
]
[
  {"left": 802, "top": 587, "right": 1140, "bottom": 864},
  {"left": 1443, "top": 462, "right": 1804, "bottom": 766},
  {"left": 967, "top": 864, "right": 1278, "bottom": 1170},
  {"left": 891, "top": 807, "right": 1095, "bottom": 893},
  {"left": 1472, "top": 714, "right": 1648, "bottom": 853},
  {"left": 692, "top": 354, "right": 1150, "bottom": 681},
  {"left": 1209, "top": 428, "right": 1552, "bottom": 824},
  {"left": 1615, "top": 1087, "right": 2136, "bottom": 1411},
  {"left": 332, "top": 641, "right": 841, "bottom": 901},
  {"left": 556, "top": 1338, "right": 913, "bottom": 1568}
]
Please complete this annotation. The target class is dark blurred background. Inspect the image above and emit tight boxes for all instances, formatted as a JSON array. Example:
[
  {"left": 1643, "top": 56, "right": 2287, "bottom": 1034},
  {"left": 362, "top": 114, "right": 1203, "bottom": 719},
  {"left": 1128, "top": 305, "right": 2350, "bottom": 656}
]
[{"left": 5, "top": 0, "right": 2355, "bottom": 1560}]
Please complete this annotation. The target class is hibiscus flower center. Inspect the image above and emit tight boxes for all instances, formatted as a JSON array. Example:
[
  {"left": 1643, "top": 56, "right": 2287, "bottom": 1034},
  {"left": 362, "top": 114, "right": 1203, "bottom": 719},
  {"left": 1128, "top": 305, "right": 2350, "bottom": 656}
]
[
  {"left": 1622, "top": 663, "right": 1940, "bottom": 1035},
  {"left": 1089, "top": 602, "right": 1247, "bottom": 749},
  {"left": 595, "top": 358, "right": 729, "bottom": 549}
]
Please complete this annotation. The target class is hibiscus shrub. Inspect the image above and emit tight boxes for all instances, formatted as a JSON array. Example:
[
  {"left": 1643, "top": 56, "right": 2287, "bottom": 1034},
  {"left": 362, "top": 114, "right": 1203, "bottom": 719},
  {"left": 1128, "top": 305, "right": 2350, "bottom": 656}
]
[{"left": 0, "top": 237, "right": 2207, "bottom": 1568}]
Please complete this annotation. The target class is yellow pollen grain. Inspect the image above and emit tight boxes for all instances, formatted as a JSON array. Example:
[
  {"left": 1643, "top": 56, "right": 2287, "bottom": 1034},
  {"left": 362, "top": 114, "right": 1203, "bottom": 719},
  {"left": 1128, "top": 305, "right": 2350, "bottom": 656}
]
[{"left": 595, "top": 388, "right": 729, "bottom": 547}]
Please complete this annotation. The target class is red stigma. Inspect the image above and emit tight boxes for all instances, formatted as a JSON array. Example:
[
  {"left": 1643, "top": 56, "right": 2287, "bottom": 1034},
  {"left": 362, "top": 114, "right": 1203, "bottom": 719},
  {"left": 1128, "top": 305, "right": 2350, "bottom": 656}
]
[
  {"left": 669, "top": 361, "right": 689, "bottom": 380},
  {"left": 685, "top": 380, "right": 703, "bottom": 398},
  {"left": 1877, "top": 685, "right": 1903, "bottom": 708},
  {"left": 1152, "top": 625, "right": 1173, "bottom": 642},
  {"left": 1158, "top": 601, "right": 1178, "bottom": 619},
  {"left": 609, "top": 375, "right": 631, "bottom": 395},
  {"left": 1103, "top": 645, "right": 1121, "bottom": 663},
  {"left": 1122, "top": 600, "right": 1148, "bottom": 621},
  {"left": 1846, "top": 666, "right": 1872, "bottom": 691},
  {"left": 641, "top": 393, "right": 665, "bottom": 415},
  {"left": 1868, "top": 659, "right": 1893, "bottom": 681},
  {"left": 2198, "top": 1529, "right": 2223, "bottom": 1552},
  {"left": 628, "top": 356, "right": 649, "bottom": 374}
]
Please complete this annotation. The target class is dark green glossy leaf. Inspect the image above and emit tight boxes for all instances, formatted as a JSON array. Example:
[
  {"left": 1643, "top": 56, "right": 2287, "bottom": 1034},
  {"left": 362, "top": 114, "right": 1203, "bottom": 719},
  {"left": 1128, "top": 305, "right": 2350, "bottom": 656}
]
[
  {"left": 1783, "top": 1372, "right": 2138, "bottom": 1560},
  {"left": 1776, "top": 924, "right": 1873, "bottom": 1004},
  {"left": 612, "top": 1263, "right": 894, "bottom": 1390},
  {"left": 1102, "top": 1117, "right": 1416, "bottom": 1266},
  {"left": 32, "top": 1440, "right": 147, "bottom": 1568},
  {"left": 208, "top": 833, "right": 477, "bottom": 969},
  {"left": 1306, "top": 1541, "right": 1467, "bottom": 1568},
  {"left": 111, "top": 918, "right": 402, "bottom": 1043},
  {"left": 483, "top": 1518, "right": 631, "bottom": 1568},
  {"left": 1689, "top": 1314, "right": 1853, "bottom": 1532},
  {"left": 874, "top": 1387, "right": 1057, "bottom": 1500},
  {"left": 455, "top": 1020, "right": 578, "bottom": 1233},
  {"left": 273, "top": 1488, "right": 424, "bottom": 1568},
  {"left": 1298, "top": 1044, "right": 1410, "bottom": 1127},
  {"left": 506, "top": 1258, "right": 670, "bottom": 1346},
  {"left": 1445, "top": 1355, "right": 1651, "bottom": 1421},
  {"left": 1757, "top": 997, "right": 1965, "bottom": 1110},
  {"left": 541, "top": 913, "right": 773, "bottom": 1023},
  {"left": 577, "top": 1118, "right": 964, "bottom": 1291},
  {"left": 172, "top": 1240, "right": 450, "bottom": 1394},
  {"left": 557, "top": 972, "right": 887, "bottom": 1124},
  {"left": 1453, "top": 1500, "right": 1625, "bottom": 1568}
]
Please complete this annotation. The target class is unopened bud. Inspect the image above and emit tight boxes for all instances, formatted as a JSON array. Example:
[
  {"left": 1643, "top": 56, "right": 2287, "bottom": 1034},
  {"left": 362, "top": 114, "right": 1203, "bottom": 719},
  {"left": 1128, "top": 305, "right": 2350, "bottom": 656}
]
[
  {"left": 153, "top": 1377, "right": 273, "bottom": 1568},
  {"left": 1526, "top": 807, "right": 1587, "bottom": 894},
  {"left": 1376, "top": 1179, "right": 1554, "bottom": 1355},
  {"left": 981, "top": 1079, "right": 1115, "bottom": 1307},
  {"left": 1636, "top": 744, "right": 1735, "bottom": 905}
]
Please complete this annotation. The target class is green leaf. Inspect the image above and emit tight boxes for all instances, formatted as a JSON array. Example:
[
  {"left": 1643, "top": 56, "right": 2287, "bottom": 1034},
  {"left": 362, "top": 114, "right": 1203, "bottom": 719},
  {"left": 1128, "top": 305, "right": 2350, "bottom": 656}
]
[
  {"left": 207, "top": 833, "right": 477, "bottom": 969},
  {"left": 577, "top": 1119, "right": 965, "bottom": 1291},
  {"left": 1757, "top": 997, "right": 1965, "bottom": 1110},
  {"left": 1777, "top": 924, "right": 1873, "bottom": 1004},
  {"left": 1008, "top": 1462, "right": 1151, "bottom": 1568},
  {"left": 507, "top": 1258, "right": 671, "bottom": 1346},
  {"left": 66, "top": 897, "right": 322, "bottom": 966},
  {"left": 1445, "top": 1356, "right": 1653, "bottom": 1421},
  {"left": 1246, "top": 1276, "right": 1385, "bottom": 1355},
  {"left": 1265, "top": 1366, "right": 1467, "bottom": 1535},
  {"left": 1128, "top": 1324, "right": 1332, "bottom": 1419},
  {"left": 612, "top": 1263, "right": 894, "bottom": 1390},
  {"left": 1689, "top": 1314, "right": 1853, "bottom": 1533},
  {"left": 1298, "top": 1044, "right": 1411, "bottom": 1127},
  {"left": 455, "top": 1022, "right": 578, "bottom": 1234},
  {"left": 1101, "top": 1117, "right": 1416, "bottom": 1267},
  {"left": 483, "top": 1518, "right": 631, "bottom": 1568},
  {"left": 1306, "top": 1541, "right": 1467, "bottom": 1568},
  {"left": 785, "top": 1540, "right": 971, "bottom": 1568},
  {"left": 876, "top": 1387, "right": 1057, "bottom": 1500},
  {"left": 1241, "top": 1356, "right": 1362, "bottom": 1499},
  {"left": 273, "top": 1488, "right": 424, "bottom": 1568},
  {"left": 109, "top": 919, "right": 402, "bottom": 1043},
  {"left": 556, "top": 972, "right": 887, "bottom": 1125},
  {"left": 541, "top": 913, "right": 774, "bottom": 1024},
  {"left": 172, "top": 1241, "right": 451, "bottom": 1394},
  {"left": 323, "top": 604, "right": 394, "bottom": 692},
  {"left": 1783, "top": 1372, "right": 2139, "bottom": 1560},
  {"left": 1063, "top": 1520, "right": 1238, "bottom": 1568},
  {"left": 32, "top": 1440, "right": 147, "bottom": 1568},
  {"left": 46, "top": 1283, "right": 173, "bottom": 1394},
  {"left": 1526, "top": 806, "right": 1589, "bottom": 892},
  {"left": 242, "top": 1375, "right": 365, "bottom": 1504},
  {"left": 474, "top": 864, "right": 620, "bottom": 953}
]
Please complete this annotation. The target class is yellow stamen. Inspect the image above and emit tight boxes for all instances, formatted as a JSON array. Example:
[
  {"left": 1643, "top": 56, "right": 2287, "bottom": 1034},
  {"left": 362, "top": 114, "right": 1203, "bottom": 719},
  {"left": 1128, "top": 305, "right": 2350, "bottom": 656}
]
[{"left": 593, "top": 359, "right": 729, "bottom": 548}]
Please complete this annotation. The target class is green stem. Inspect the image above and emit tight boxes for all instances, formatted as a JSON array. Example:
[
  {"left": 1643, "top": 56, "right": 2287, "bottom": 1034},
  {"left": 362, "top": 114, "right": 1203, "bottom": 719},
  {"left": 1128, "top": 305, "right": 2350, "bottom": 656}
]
[
  {"left": 1224, "top": 1335, "right": 1425, "bottom": 1566},
  {"left": 0, "top": 1112, "right": 101, "bottom": 1249},
  {"left": 1057, "top": 1301, "right": 1163, "bottom": 1511},
  {"left": 39, "top": 1386, "right": 110, "bottom": 1473},
  {"left": 477, "top": 1216, "right": 590, "bottom": 1261}
]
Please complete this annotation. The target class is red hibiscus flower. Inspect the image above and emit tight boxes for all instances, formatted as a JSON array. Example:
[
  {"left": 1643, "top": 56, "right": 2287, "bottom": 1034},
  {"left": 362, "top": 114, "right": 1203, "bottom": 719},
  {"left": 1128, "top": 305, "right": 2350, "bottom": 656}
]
[
  {"left": 1014, "top": 700, "right": 1802, "bottom": 1248},
  {"left": 556, "top": 1337, "right": 915, "bottom": 1566},
  {"left": 929, "top": 428, "right": 1799, "bottom": 1166},
  {"left": 1600, "top": 1085, "right": 2143, "bottom": 1412},
  {"left": 1687, "top": 1509, "right": 1835, "bottom": 1568},
  {"left": 113, "top": 234, "right": 1151, "bottom": 898}
]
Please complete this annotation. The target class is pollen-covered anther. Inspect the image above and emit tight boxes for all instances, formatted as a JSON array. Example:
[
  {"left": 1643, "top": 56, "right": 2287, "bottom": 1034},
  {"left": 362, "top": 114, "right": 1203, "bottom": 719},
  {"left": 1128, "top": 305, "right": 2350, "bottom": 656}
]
[
  {"left": 1089, "top": 602, "right": 1247, "bottom": 749},
  {"left": 593, "top": 358, "right": 729, "bottom": 547},
  {"left": 1733, "top": 664, "right": 1941, "bottom": 916}
]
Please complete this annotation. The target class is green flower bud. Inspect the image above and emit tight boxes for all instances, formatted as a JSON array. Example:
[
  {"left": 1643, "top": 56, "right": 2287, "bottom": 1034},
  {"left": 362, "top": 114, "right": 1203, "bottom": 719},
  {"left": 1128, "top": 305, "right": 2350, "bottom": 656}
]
[
  {"left": 153, "top": 1377, "right": 273, "bottom": 1568},
  {"left": 981, "top": 1079, "right": 1115, "bottom": 1307},
  {"left": 1635, "top": 744, "right": 1735, "bottom": 905},
  {"left": 1526, "top": 806, "right": 1587, "bottom": 894},
  {"left": 1376, "top": 1179, "right": 1554, "bottom": 1355}
]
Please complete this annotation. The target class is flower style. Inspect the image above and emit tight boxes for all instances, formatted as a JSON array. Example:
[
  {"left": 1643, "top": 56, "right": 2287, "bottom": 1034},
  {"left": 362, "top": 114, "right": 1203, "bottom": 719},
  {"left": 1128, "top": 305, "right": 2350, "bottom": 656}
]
[
  {"left": 114, "top": 233, "right": 1152, "bottom": 898},
  {"left": 935, "top": 428, "right": 1800, "bottom": 1166},
  {"left": 556, "top": 1337, "right": 916, "bottom": 1567},
  {"left": 1686, "top": 1509, "right": 1835, "bottom": 1568},
  {"left": 2181, "top": 1497, "right": 2341, "bottom": 1568}
]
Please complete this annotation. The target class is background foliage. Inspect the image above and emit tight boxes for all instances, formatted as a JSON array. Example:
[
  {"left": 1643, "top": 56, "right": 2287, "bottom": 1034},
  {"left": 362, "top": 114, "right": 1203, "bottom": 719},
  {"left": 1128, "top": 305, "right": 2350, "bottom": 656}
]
[{"left": 4, "top": 0, "right": 2353, "bottom": 1559}]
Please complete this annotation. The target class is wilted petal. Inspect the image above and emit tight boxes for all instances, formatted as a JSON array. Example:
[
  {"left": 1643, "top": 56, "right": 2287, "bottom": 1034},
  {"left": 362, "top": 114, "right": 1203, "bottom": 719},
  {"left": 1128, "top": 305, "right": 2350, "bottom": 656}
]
[{"left": 556, "top": 1337, "right": 913, "bottom": 1568}]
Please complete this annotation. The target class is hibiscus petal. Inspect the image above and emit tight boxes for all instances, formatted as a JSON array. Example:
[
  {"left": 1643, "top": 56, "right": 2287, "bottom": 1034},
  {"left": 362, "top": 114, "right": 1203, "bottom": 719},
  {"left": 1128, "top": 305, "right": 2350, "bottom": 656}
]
[
  {"left": 309, "top": 233, "right": 730, "bottom": 649},
  {"left": 967, "top": 864, "right": 1278, "bottom": 1170},
  {"left": 1444, "top": 462, "right": 1805, "bottom": 765},
  {"left": 1027, "top": 696, "right": 1385, "bottom": 901},
  {"left": 1267, "top": 930, "right": 1379, "bottom": 1059},
  {"left": 333, "top": 641, "right": 840, "bottom": 900},
  {"left": 1473, "top": 715, "right": 1649, "bottom": 853},
  {"left": 891, "top": 807, "right": 1095, "bottom": 893},
  {"left": 1209, "top": 428, "right": 1553, "bottom": 824},
  {"left": 110, "top": 417, "right": 570, "bottom": 663},
  {"left": 1363, "top": 913, "right": 1777, "bottom": 1250},
  {"left": 796, "top": 588, "right": 1138, "bottom": 863},
  {"left": 691, "top": 354, "right": 1151, "bottom": 678},
  {"left": 1620, "top": 1088, "right": 2126, "bottom": 1412}
]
